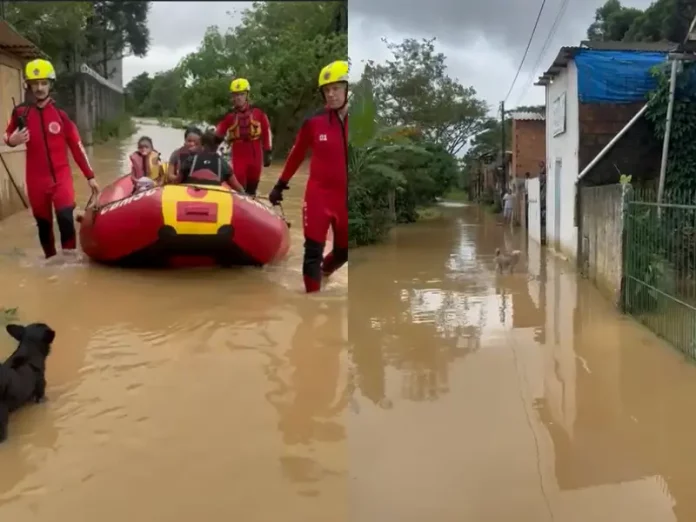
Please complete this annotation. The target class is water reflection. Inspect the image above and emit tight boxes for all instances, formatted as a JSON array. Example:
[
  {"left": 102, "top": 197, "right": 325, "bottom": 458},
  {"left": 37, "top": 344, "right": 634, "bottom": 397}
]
[
  {"left": 268, "top": 299, "right": 348, "bottom": 446},
  {"left": 350, "top": 206, "right": 486, "bottom": 406},
  {"left": 349, "top": 203, "right": 693, "bottom": 521},
  {"left": 265, "top": 298, "right": 348, "bottom": 499}
]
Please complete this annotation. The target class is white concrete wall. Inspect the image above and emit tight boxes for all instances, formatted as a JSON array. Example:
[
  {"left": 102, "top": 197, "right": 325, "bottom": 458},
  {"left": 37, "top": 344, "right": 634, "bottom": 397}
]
[
  {"left": 545, "top": 61, "right": 580, "bottom": 260},
  {"left": 527, "top": 177, "right": 541, "bottom": 243}
]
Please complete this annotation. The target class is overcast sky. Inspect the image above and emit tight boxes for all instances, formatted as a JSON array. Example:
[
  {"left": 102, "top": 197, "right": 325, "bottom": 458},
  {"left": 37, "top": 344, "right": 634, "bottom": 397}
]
[
  {"left": 125, "top": 0, "right": 657, "bottom": 113},
  {"left": 123, "top": 1, "right": 251, "bottom": 84},
  {"left": 349, "top": 0, "right": 655, "bottom": 113}
]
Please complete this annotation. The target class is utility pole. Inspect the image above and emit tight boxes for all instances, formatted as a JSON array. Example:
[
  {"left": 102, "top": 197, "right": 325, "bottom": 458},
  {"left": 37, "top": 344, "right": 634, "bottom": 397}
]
[
  {"left": 657, "top": 12, "right": 696, "bottom": 215},
  {"left": 500, "top": 101, "right": 507, "bottom": 197}
]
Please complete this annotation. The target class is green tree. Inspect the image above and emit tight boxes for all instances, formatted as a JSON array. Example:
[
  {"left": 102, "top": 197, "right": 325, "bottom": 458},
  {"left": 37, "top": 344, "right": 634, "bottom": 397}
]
[
  {"left": 587, "top": 0, "right": 695, "bottom": 43},
  {"left": 139, "top": 70, "right": 185, "bottom": 118},
  {"left": 4, "top": 1, "right": 150, "bottom": 79},
  {"left": 587, "top": 0, "right": 643, "bottom": 41},
  {"left": 84, "top": 1, "right": 151, "bottom": 79},
  {"left": 362, "top": 38, "right": 489, "bottom": 156},
  {"left": 178, "top": 1, "right": 346, "bottom": 154},
  {"left": 3, "top": 1, "right": 92, "bottom": 71},
  {"left": 124, "top": 72, "right": 153, "bottom": 113}
]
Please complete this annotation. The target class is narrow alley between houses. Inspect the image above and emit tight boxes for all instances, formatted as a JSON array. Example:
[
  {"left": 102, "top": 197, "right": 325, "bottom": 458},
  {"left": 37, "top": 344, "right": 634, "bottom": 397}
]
[{"left": 349, "top": 202, "right": 691, "bottom": 522}]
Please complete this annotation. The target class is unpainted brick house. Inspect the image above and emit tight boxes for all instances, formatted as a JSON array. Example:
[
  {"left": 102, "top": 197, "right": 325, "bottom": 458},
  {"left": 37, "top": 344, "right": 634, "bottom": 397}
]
[{"left": 510, "top": 111, "right": 546, "bottom": 180}]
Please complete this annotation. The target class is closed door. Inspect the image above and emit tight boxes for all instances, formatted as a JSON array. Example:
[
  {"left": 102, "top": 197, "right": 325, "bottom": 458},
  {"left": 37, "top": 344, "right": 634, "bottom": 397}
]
[{"left": 554, "top": 159, "right": 562, "bottom": 250}]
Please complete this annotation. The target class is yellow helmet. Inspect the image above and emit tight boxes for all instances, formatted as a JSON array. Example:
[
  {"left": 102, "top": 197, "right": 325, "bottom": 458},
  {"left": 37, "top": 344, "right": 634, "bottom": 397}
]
[
  {"left": 25, "top": 59, "right": 56, "bottom": 81},
  {"left": 230, "top": 78, "right": 250, "bottom": 93},
  {"left": 318, "top": 61, "right": 349, "bottom": 88}
]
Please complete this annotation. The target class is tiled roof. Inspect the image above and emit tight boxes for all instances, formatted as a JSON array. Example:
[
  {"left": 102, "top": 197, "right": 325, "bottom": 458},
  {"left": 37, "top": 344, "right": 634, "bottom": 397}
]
[
  {"left": 0, "top": 20, "right": 46, "bottom": 60},
  {"left": 510, "top": 111, "right": 545, "bottom": 121}
]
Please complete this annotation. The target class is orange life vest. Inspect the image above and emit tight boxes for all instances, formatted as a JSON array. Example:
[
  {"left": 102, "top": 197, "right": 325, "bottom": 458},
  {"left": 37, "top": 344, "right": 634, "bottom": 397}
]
[{"left": 129, "top": 150, "right": 161, "bottom": 180}]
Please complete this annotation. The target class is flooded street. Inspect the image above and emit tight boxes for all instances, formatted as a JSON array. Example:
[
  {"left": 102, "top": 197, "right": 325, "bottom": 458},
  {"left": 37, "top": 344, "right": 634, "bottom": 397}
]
[
  {"left": 3, "top": 122, "right": 696, "bottom": 521},
  {"left": 0, "top": 121, "right": 348, "bottom": 520},
  {"left": 349, "top": 203, "right": 696, "bottom": 522}
]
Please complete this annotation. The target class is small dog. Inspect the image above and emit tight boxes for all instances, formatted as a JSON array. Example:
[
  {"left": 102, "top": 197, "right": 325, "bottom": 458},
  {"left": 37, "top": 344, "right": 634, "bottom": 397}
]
[
  {"left": 0, "top": 323, "right": 54, "bottom": 442},
  {"left": 494, "top": 248, "right": 521, "bottom": 274}
]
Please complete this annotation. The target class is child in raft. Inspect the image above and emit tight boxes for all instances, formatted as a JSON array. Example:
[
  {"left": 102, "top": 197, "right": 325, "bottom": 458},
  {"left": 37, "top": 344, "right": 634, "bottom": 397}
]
[{"left": 129, "top": 136, "right": 163, "bottom": 190}]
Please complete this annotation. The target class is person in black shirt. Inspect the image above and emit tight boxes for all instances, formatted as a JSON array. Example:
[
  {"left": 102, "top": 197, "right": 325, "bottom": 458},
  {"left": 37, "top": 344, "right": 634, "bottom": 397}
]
[{"left": 175, "top": 131, "right": 244, "bottom": 192}]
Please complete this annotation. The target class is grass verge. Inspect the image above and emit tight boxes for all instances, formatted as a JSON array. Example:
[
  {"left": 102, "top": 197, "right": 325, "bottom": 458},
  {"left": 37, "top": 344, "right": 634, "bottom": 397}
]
[
  {"left": 417, "top": 206, "right": 443, "bottom": 221},
  {"left": 442, "top": 188, "right": 469, "bottom": 202},
  {"left": 93, "top": 113, "right": 137, "bottom": 144}
]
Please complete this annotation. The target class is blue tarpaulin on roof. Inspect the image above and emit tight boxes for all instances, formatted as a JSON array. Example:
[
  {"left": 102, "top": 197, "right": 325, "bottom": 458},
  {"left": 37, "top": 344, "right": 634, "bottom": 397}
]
[{"left": 574, "top": 50, "right": 668, "bottom": 103}]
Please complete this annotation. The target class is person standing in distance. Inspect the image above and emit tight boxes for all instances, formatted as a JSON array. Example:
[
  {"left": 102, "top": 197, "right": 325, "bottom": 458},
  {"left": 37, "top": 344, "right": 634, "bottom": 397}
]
[
  {"left": 268, "top": 60, "right": 348, "bottom": 293},
  {"left": 214, "top": 78, "right": 272, "bottom": 197},
  {"left": 3, "top": 59, "right": 99, "bottom": 260}
]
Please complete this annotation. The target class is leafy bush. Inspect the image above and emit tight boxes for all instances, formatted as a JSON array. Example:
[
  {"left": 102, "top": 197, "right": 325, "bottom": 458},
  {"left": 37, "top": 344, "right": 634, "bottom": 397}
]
[
  {"left": 348, "top": 77, "right": 460, "bottom": 246},
  {"left": 645, "top": 62, "right": 696, "bottom": 193},
  {"left": 93, "top": 113, "right": 136, "bottom": 144}
]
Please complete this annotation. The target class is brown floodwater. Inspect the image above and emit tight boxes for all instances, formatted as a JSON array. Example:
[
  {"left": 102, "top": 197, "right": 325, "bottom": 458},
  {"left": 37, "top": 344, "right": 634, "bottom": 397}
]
[
  {"left": 0, "top": 120, "right": 348, "bottom": 521},
  {"left": 349, "top": 203, "right": 696, "bottom": 522},
  {"left": 3, "top": 124, "right": 696, "bottom": 521}
]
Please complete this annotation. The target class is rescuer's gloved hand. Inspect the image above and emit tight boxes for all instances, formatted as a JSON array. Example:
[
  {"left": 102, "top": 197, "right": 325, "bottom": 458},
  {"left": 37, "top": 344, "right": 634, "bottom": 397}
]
[{"left": 268, "top": 180, "right": 288, "bottom": 205}]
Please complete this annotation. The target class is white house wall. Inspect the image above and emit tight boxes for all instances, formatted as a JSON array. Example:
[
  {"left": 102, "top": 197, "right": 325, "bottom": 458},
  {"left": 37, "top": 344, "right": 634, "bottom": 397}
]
[
  {"left": 527, "top": 178, "right": 541, "bottom": 243},
  {"left": 545, "top": 61, "right": 579, "bottom": 260}
]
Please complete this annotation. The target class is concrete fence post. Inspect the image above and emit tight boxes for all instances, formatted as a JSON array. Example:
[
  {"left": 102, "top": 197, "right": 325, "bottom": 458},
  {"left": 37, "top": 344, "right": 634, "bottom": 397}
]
[{"left": 618, "top": 183, "right": 634, "bottom": 312}]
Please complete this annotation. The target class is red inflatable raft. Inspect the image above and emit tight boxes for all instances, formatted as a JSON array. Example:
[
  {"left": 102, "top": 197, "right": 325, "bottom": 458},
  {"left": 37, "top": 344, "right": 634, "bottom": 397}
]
[{"left": 78, "top": 175, "right": 290, "bottom": 268}]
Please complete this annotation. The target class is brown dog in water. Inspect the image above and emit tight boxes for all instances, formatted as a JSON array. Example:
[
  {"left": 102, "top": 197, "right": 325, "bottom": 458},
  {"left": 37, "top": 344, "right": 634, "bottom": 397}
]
[{"left": 494, "top": 248, "right": 521, "bottom": 274}]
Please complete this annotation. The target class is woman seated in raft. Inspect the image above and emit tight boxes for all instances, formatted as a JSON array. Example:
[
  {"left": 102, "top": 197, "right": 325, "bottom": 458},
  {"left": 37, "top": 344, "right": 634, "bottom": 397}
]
[
  {"left": 129, "top": 136, "right": 163, "bottom": 189},
  {"left": 174, "top": 130, "right": 245, "bottom": 192},
  {"left": 167, "top": 126, "right": 202, "bottom": 183}
]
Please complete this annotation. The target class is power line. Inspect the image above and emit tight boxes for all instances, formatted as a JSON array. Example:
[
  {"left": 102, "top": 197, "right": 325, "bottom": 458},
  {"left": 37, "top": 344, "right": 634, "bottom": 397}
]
[
  {"left": 503, "top": 0, "right": 549, "bottom": 104},
  {"left": 511, "top": 0, "right": 572, "bottom": 108}
]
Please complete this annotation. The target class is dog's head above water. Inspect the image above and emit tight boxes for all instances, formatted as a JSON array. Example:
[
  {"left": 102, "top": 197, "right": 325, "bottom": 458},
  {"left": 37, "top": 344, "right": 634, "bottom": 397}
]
[{"left": 6, "top": 323, "right": 55, "bottom": 359}]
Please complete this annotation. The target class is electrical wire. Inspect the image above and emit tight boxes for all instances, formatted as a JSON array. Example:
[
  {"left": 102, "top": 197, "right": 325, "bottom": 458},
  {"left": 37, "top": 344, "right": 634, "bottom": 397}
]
[
  {"left": 503, "top": 0, "right": 549, "bottom": 104},
  {"left": 511, "top": 0, "right": 572, "bottom": 108}
]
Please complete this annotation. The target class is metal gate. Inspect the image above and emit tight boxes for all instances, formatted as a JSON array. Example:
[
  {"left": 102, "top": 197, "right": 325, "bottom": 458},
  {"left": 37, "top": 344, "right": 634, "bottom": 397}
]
[{"left": 623, "top": 187, "right": 696, "bottom": 357}]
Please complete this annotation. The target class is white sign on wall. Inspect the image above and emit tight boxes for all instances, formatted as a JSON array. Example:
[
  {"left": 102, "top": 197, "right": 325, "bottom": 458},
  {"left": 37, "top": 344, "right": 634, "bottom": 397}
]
[{"left": 551, "top": 92, "right": 566, "bottom": 137}]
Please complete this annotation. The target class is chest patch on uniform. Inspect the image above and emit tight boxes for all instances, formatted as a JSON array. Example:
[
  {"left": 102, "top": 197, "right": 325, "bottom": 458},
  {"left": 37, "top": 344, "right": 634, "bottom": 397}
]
[{"left": 48, "top": 121, "right": 61, "bottom": 135}]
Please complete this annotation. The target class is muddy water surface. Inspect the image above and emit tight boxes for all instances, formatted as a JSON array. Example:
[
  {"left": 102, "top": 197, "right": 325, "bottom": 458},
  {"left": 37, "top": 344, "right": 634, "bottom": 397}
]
[
  {"left": 349, "top": 203, "right": 696, "bottom": 522},
  {"left": 4, "top": 123, "right": 696, "bottom": 521},
  {"left": 0, "top": 121, "right": 348, "bottom": 521}
]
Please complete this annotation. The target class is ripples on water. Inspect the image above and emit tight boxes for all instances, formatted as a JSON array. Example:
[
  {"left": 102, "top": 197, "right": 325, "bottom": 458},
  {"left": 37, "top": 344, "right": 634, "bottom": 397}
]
[{"left": 0, "top": 122, "right": 349, "bottom": 520}]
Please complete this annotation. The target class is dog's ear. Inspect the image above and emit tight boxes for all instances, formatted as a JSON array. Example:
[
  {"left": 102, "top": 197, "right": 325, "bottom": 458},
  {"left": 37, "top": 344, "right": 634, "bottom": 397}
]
[
  {"left": 6, "top": 324, "right": 25, "bottom": 341},
  {"left": 41, "top": 326, "right": 55, "bottom": 345}
]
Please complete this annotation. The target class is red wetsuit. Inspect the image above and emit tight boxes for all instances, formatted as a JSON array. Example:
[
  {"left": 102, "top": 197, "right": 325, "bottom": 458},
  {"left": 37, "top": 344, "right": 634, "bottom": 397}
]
[
  {"left": 279, "top": 108, "right": 348, "bottom": 293},
  {"left": 215, "top": 105, "right": 271, "bottom": 196},
  {"left": 3, "top": 99, "right": 94, "bottom": 258}
]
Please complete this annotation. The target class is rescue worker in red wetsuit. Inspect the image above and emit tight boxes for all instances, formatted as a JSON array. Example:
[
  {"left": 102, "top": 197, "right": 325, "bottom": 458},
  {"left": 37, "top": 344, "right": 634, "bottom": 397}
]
[
  {"left": 268, "top": 61, "right": 348, "bottom": 293},
  {"left": 3, "top": 59, "right": 99, "bottom": 259},
  {"left": 214, "top": 78, "right": 272, "bottom": 197}
]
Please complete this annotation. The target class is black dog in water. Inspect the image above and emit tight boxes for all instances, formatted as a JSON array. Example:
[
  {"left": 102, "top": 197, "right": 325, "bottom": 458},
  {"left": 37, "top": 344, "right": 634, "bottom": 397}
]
[{"left": 0, "top": 323, "right": 54, "bottom": 442}]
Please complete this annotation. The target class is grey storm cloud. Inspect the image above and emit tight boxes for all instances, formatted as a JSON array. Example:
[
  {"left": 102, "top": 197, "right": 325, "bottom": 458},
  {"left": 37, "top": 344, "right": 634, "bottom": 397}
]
[
  {"left": 349, "top": 0, "right": 656, "bottom": 71},
  {"left": 146, "top": 1, "right": 251, "bottom": 49}
]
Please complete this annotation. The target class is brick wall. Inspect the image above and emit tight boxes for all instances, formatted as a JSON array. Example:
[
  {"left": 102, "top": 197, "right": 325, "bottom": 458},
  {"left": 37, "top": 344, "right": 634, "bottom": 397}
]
[
  {"left": 578, "top": 102, "right": 661, "bottom": 185},
  {"left": 512, "top": 119, "right": 546, "bottom": 179}
]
